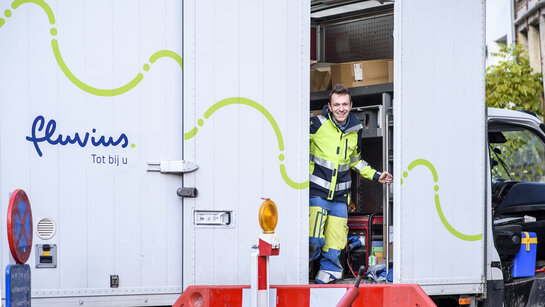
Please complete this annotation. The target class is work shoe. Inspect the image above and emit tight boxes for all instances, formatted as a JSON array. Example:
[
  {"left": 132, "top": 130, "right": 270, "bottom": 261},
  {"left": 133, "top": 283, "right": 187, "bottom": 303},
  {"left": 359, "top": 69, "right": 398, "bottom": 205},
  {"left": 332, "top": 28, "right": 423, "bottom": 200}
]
[{"left": 315, "top": 270, "right": 342, "bottom": 284}]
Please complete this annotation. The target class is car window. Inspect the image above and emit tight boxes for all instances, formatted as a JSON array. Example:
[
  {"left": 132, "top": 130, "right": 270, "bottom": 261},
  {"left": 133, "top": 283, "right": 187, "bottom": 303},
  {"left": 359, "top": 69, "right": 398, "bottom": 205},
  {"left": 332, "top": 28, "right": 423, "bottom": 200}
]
[{"left": 489, "top": 126, "right": 545, "bottom": 183}]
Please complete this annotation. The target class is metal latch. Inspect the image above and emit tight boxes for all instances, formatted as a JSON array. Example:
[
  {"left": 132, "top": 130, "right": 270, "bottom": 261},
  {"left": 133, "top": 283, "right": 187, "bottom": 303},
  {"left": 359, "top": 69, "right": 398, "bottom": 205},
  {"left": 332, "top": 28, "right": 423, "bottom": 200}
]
[
  {"left": 146, "top": 160, "right": 198, "bottom": 174},
  {"left": 177, "top": 187, "right": 198, "bottom": 198}
]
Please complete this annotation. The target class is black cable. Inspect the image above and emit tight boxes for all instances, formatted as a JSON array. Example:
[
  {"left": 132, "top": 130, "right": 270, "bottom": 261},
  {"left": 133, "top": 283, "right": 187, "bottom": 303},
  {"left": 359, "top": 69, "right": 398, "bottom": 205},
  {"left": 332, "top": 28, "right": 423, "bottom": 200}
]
[
  {"left": 485, "top": 80, "right": 506, "bottom": 109},
  {"left": 489, "top": 144, "right": 513, "bottom": 180}
]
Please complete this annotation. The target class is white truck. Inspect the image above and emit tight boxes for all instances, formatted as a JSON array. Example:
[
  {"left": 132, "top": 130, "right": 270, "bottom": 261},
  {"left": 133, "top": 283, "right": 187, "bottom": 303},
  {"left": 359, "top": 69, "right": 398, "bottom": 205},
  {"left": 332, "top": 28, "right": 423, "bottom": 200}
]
[{"left": 0, "top": 0, "right": 543, "bottom": 306}]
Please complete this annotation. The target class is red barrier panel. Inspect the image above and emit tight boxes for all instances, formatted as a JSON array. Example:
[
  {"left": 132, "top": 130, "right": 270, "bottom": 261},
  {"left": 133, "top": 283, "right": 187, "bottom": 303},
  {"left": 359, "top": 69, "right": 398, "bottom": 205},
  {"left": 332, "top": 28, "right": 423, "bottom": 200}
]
[{"left": 173, "top": 284, "right": 436, "bottom": 307}]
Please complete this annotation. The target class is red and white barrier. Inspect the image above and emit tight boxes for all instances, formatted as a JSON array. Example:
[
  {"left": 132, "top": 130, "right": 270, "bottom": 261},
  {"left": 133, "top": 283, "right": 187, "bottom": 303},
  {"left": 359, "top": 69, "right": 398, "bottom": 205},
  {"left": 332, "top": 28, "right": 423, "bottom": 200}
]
[{"left": 173, "top": 283, "right": 436, "bottom": 307}]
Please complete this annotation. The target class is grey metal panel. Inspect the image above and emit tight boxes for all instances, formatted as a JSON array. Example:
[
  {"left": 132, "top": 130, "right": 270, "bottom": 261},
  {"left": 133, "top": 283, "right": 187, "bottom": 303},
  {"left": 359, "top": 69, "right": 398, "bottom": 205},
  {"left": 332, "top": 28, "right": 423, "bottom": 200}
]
[{"left": 324, "top": 14, "right": 393, "bottom": 62}]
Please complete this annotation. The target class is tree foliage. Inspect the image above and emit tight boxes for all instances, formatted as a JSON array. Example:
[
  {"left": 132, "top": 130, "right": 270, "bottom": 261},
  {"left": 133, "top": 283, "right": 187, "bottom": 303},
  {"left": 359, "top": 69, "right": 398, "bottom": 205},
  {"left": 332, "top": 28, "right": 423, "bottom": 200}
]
[{"left": 485, "top": 43, "right": 544, "bottom": 117}]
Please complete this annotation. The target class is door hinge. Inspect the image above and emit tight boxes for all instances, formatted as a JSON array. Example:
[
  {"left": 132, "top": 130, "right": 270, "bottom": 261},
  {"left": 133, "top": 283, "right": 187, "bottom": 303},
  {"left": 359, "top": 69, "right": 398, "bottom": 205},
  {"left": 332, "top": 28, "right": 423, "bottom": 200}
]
[{"left": 146, "top": 160, "right": 199, "bottom": 174}]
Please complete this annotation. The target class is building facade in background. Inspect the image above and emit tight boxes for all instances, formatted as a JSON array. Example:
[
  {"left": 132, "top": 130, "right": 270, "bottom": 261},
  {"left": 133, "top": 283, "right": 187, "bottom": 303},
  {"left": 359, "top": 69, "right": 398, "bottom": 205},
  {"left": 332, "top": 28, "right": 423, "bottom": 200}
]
[
  {"left": 514, "top": 0, "right": 545, "bottom": 74},
  {"left": 487, "top": 0, "right": 545, "bottom": 108},
  {"left": 486, "top": 0, "right": 515, "bottom": 67}
]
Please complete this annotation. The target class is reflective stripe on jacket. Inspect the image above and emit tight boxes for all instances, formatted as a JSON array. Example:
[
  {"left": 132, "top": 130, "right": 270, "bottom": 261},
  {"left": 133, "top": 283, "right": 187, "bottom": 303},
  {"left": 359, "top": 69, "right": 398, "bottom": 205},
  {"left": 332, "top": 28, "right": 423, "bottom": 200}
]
[{"left": 309, "top": 112, "right": 377, "bottom": 204}]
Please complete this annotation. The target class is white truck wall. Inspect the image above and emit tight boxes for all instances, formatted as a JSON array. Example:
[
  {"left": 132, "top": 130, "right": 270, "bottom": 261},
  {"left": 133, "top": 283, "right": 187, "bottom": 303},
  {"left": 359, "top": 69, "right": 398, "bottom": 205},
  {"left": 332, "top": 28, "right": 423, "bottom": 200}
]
[
  {"left": 183, "top": 0, "right": 310, "bottom": 286},
  {"left": 0, "top": 0, "right": 183, "bottom": 305},
  {"left": 393, "top": 0, "right": 486, "bottom": 295}
]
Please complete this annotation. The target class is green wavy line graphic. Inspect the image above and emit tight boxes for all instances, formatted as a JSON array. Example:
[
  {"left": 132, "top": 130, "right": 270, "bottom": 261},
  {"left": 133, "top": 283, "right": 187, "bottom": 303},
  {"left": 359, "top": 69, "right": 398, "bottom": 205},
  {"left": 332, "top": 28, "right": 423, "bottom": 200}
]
[
  {"left": 184, "top": 127, "right": 198, "bottom": 140},
  {"left": 52, "top": 39, "right": 144, "bottom": 97},
  {"left": 201, "top": 97, "right": 285, "bottom": 151},
  {"left": 150, "top": 50, "right": 183, "bottom": 69},
  {"left": 3, "top": 0, "right": 182, "bottom": 97},
  {"left": 280, "top": 164, "right": 308, "bottom": 189},
  {"left": 408, "top": 159, "right": 438, "bottom": 181},
  {"left": 3, "top": 1, "right": 306, "bottom": 189},
  {"left": 185, "top": 97, "right": 309, "bottom": 190},
  {"left": 402, "top": 159, "right": 482, "bottom": 241},
  {"left": 12, "top": 0, "right": 54, "bottom": 24}
]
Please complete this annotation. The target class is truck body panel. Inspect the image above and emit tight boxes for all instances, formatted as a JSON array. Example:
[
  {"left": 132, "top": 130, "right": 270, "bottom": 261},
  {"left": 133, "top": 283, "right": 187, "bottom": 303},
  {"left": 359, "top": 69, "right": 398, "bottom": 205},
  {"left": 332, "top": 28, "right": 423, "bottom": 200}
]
[
  {"left": 0, "top": 0, "right": 183, "bottom": 304},
  {"left": 182, "top": 0, "right": 310, "bottom": 287},
  {"left": 393, "top": 0, "right": 486, "bottom": 295}
]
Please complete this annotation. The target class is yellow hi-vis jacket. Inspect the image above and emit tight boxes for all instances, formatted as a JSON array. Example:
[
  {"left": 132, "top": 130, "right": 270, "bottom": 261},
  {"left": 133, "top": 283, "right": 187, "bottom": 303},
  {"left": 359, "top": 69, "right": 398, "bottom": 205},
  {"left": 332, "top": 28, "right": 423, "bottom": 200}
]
[{"left": 309, "top": 111, "right": 379, "bottom": 204}]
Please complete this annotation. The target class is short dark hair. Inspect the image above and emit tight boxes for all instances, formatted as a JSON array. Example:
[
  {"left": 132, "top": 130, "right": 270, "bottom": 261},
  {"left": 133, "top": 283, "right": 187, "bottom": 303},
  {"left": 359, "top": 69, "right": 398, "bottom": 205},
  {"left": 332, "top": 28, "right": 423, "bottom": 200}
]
[{"left": 329, "top": 84, "right": 351, "bottom": 103}]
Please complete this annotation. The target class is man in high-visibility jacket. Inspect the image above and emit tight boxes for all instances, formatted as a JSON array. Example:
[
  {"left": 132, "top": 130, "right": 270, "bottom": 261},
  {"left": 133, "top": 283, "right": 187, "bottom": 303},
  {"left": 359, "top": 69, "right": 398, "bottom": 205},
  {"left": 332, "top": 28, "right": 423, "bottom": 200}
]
[{"left": 309, "top": 84, "right": 392, "bottom": 284}]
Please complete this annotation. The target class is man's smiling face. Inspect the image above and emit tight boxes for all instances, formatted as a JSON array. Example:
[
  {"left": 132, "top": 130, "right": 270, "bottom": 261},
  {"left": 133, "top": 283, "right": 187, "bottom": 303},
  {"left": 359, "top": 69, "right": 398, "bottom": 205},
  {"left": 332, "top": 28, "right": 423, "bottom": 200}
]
[{"left": 328, "top": 93, "right": 352, "bottom": 125}]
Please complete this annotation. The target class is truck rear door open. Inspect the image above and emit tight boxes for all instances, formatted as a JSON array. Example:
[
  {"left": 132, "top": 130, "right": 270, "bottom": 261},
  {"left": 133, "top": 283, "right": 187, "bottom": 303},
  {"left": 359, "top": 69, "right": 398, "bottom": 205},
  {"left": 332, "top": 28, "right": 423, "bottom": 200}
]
[{"left": 393, "top": 0, "right": 486, "bottom": 296}]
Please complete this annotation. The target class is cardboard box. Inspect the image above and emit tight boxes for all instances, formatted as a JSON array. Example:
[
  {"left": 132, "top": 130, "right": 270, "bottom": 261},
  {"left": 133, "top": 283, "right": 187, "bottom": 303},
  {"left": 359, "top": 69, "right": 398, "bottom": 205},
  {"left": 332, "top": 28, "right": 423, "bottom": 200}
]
[
  {"left": 310, "top": 110, "right": 323, "bottom": 117},
  {"left": 310, "top": 67, "right": 332, "bottom": 92},
  {"left": 330, "top": 59, "right": 393, "bottom": 88}
]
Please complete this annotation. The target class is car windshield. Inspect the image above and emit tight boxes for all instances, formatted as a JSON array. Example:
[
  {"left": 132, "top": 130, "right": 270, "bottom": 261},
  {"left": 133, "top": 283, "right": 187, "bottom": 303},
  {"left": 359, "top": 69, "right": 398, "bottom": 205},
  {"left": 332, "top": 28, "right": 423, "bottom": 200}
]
[{"left": 489, "top": 125, "right": 545, "bottom": 183}]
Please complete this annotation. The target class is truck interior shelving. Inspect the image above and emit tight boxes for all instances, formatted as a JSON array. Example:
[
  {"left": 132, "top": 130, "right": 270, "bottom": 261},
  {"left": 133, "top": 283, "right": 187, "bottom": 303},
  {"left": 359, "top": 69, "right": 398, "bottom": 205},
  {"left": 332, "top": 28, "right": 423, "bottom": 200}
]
[{"left": 310, "top": 0, "right": 394, "bottom": 282}]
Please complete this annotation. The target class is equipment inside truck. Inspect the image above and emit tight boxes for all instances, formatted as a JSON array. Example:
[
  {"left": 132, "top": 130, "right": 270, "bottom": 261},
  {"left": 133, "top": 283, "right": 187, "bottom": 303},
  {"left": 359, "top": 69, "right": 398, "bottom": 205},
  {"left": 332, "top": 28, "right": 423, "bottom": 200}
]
[
  {"left": 310, "top": 2, "right": 545, "bottom": 306},
  {"left": 310, "top": 1, "right": 394, "bottom": 284}
]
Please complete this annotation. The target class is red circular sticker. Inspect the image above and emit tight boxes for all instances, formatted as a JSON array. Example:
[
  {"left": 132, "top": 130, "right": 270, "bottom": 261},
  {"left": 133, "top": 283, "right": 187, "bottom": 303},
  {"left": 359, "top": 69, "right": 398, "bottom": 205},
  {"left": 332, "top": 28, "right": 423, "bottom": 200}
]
[{"left": 7, "top": 189, "right": 33, "bottom": 264}]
